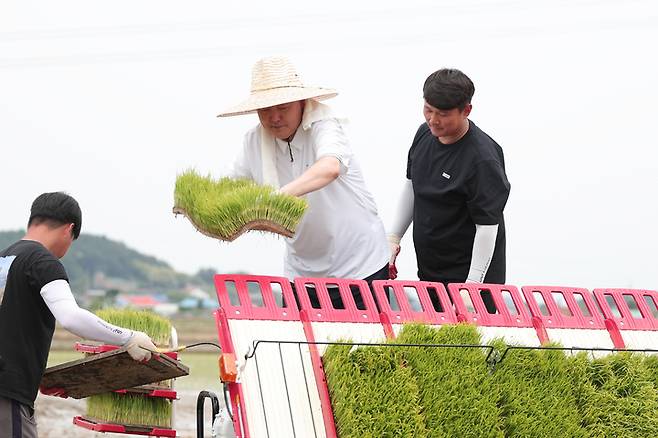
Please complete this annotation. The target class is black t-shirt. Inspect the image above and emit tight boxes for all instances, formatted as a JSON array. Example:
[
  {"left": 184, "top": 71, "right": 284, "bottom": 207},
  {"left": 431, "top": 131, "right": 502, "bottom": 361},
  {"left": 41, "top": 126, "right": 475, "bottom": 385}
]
[
  {"left": 407, "top": 121, "right": 510, "bottom": 284},
  {"left": 0, "top": 240, "right": 68, "bottom": 407}
]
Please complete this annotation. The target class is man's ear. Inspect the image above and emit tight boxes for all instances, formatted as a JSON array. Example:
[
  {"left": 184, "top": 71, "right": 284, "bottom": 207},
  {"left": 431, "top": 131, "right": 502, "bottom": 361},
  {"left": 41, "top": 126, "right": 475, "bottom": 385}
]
[{"left": 463, "top": 103, "right": 473, "bottom": 118}]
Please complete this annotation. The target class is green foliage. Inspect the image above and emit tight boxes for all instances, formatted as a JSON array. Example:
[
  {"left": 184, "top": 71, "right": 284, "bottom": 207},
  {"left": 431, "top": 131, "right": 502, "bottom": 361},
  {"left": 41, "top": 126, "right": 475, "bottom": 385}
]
[
  {"left": 643, "top": 354, "right": 658, "bottom": 388},
  {"left": 396, "top": 324, "right": 504, "bottom": 438},
  {"left": 174, "top": 169, "right": 308, "bottom": 239},
  {"left": 323, "top": 343, "right": 428, "bottom": 438},
  {"left": 574, "top": 352, "right": 658, "bottom": 437},
  {"left": 324, "top": 324, "right": 658, "bottom": 438},
  {"left": 86, "top": 392, "right": 172, "bottom": 428},
  {"left": 495, "top": 344, "right": 585, "bottom": 437},
  {"left": 0, "top": 230, "right": 23, "bottom": 251},
  {"left": 95, "top": 308, "right": 172, "bottom": 346},
  {"left": 0, "top": 230, "right": 211, "bottom": 297}
]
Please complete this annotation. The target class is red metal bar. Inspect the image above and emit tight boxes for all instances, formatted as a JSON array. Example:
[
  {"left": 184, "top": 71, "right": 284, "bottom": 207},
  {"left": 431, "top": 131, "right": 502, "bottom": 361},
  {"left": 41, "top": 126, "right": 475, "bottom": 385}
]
[
  {"left": 371, "top": 280, "right": 457, "bottom": 326},
  {"left": 593, "top": 288, "right": 658, "bottom": 330},
  {"left": 448, "top": 283, "right": 534, "bottom": 327},
  {"left": 521, "top": 285, "right": 605, "bottom": 329},
  {"left": 214, "top": 308, "right": 250, "bottom": 438},
  {"left": 113, "top": 388, "right": 177, "bottom": 399},
  {"left": 379, "top": 312, "right": 395, "bottom": 340},
  {"left": 294, "top": 277, "right": 379, "bottom": 322},
  {"left": 214, "top": 274, "right": 299, "bottom": 321}
]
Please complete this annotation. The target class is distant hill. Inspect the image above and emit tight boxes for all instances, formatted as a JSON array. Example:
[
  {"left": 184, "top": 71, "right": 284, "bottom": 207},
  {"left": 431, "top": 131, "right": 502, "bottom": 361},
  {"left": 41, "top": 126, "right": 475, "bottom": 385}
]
[{"left": 0, "top": 230, "right": 215, "bottom": 296}]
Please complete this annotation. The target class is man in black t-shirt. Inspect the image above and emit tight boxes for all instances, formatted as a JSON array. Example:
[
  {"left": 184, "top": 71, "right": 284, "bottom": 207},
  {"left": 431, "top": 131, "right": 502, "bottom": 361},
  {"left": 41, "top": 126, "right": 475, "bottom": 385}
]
[
  {"left": 387, "top": 68, "right": 510, "bottom": 299},
  {"left": 0, "top": 192, "right": 157, "bottom": 437}
]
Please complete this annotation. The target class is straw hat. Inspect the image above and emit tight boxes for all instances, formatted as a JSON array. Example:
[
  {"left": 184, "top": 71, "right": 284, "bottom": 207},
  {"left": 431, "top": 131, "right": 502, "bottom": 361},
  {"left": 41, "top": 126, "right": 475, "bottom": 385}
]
[{"left": 217, "top": 56, "right": 338, "bottom": 117}]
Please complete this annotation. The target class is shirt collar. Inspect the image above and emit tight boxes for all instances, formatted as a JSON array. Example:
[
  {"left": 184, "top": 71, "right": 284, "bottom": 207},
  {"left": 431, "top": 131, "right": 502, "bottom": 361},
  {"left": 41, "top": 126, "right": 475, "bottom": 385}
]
[
  {"left": 274, "top": 130, "right": 303, "bottom": 153},
  {"left": 272, "top": 99, "right": 335, "bottom": 153}
]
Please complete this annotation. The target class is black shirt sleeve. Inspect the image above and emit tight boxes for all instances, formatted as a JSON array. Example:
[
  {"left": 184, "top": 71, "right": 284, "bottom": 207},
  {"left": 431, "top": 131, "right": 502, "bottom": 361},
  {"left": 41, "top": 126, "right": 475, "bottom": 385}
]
[
  {"left": 27, "top": 251, "right": 68, "bottom": 292},
  {"left": 465, "top": 159, "right": 511, "bottom": 225},
  {"left": 407, "top": 124, "right": 428, "bottom": 179}
]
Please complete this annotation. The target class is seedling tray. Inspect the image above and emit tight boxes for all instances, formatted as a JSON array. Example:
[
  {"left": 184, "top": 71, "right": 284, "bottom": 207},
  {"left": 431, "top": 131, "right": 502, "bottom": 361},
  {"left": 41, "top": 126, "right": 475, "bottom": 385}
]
[
  {"left": 114, "top": 386, "right": 178, "bottom": 400},
  {"left": 73, "top": 416, "right": 176, "bottom": 437},
  {"left": 173, "top": 206, "right": 295, "bottom": 241},
  {"left": 41, "top": 347, "right": 189, "bottom": 399}
]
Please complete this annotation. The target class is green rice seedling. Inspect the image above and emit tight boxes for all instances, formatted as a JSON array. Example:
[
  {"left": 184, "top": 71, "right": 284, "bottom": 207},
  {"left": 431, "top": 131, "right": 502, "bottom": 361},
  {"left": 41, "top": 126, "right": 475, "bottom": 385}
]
[
  {"left": 395, "top": 323, "right": 504, "bottom": 438},
  {"left": 94, "top": 308, "right": 172, "bottom": 346},
  {"left": 643, "top": 354, "right": 658, "bottom": 388},
  {"left": 86, "top": 392, "right": 172, "bottom": 428},
  {"left": 323, "top": 343, "right": 428, "bottom": 438},
  {"left": 85, "top": 309, "right": 174, "bottom": 427},
  {"left": 574, "top": 352, "right": 658, "bottom": 437},
  {"left": 493, "top": 340, "right": 586, "bottom": 438},
  {"left": 173, "top": 169, "right": 308, "bottom": 241}
]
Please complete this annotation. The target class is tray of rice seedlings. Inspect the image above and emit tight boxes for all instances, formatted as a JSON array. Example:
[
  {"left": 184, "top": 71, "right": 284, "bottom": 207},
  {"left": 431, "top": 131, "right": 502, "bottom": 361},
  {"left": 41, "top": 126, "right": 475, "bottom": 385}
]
[
  {"left": 492, "top": 340, "right": 586, "bottom": 438},
  {"left": 573, "top": 351, "right": 658, "bottom": 437},
  {"left": 173, "top": 169, "right": 308, "bottom": 241},
  {"left": 40, "top": 345, "right": 188, "bottom": 398},
  {"left": 395, "top": 323, "right": 504, "bottom": 438},
  {"left": 83, "top": 309, "right": 178, "bottom": 430},
  {"left": 41, "top": 308, "right": 185, "bottom": 398},
  {"left": 323, "top": 342, "right": 428, "bottom": 438}
]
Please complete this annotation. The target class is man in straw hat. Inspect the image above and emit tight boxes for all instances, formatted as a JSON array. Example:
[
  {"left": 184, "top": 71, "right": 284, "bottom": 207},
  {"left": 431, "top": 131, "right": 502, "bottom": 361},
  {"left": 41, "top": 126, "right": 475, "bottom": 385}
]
[
  {"left": 218, "top": 56, "right": 389, "bottom": 308},
  {"left": 0, "top": 192, "right": 158, "bottom": 437},
  {"left": 387, "top": 68, "right": 510, "bottom": 311}
]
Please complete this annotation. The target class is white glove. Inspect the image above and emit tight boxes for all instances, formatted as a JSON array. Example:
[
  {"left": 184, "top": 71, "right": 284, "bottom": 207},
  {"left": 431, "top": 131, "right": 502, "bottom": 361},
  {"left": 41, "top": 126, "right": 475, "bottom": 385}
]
[{"left": 124, "top": 331, "right": 157, "bottom": 362}]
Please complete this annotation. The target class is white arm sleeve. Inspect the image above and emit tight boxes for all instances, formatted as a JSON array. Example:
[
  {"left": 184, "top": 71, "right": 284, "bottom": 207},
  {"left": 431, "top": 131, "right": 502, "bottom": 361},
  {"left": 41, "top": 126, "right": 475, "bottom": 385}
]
[
  {"left": 40, "top": 279, "right": 132, "bottom": 345},
  {"left": 466, "top": 224, "right": 499, "bottom": 283},
  {"left": 387, "top": 179, "right": 414, "bottom": 244}
]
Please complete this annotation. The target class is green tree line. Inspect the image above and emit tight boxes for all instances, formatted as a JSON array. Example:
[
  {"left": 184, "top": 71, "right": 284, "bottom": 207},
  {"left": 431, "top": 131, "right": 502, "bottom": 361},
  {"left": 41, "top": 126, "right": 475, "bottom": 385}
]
[{"left": 0, "top": 230, "right": 215, "bottom": 296}]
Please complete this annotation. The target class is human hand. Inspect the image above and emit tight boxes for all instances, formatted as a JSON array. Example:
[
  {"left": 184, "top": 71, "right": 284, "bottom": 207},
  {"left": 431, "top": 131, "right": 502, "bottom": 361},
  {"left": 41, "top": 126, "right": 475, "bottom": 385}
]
[
  {"left": 124, "top": 331, "right": 157, "bottom": 362},
  {"left": 388, "top": 241, "right": 400, "bottom": 279}
]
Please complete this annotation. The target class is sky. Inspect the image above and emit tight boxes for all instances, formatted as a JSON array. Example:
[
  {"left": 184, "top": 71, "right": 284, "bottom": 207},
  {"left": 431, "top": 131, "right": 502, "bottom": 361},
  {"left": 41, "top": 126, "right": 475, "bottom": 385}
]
[{"left": 2, "top": 0, "right": 657, "bottom": 291}]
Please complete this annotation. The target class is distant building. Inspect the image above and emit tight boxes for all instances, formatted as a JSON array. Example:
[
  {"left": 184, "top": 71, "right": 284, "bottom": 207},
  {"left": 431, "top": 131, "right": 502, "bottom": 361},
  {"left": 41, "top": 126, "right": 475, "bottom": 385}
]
[
  {"left": 115, "top": 294, "right": 179, "bottom": 316},
  {"left": 117, "top": 295, "right": 161, "bottom": 308},
  {"left": 153, "top": 302, "right": 179, "bottom": 317}
]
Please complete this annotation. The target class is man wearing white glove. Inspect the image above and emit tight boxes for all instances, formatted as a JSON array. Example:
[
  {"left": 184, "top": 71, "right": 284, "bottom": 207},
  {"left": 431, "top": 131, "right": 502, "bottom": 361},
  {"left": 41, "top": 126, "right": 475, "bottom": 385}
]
[
  {"left": 388, "top": 69, "right": 510, "bottom": 311},
  {"left": 0, "top": 192, "right": 157, "bottom": 437}
]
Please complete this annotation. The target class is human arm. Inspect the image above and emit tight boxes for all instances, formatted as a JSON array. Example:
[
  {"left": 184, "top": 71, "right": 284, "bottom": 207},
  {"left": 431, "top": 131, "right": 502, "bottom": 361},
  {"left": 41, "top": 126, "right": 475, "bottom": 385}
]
[
  {"left": 386, "top": 179, "right": 414, "bottom": 278},
  {"left": 465, "top": 158, "right": 510, "bottom": 283},
  {"left": 278, "top": 156, "right": 341, "bottom": 196},
  {"left": 465, "top": 224, "right": 498, "bottom": 283},
  {"left": 278, "top": 118, "right": 351, "bottom": 196},
  {"left": 40, "top": 280, "right": 156, "bottom": 361}
]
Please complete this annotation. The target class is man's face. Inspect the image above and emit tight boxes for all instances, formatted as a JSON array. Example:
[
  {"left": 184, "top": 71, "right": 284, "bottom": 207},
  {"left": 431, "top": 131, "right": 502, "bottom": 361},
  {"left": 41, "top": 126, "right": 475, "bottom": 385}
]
[
  {"left": 257, "top": 101, "right": 304, "bottom": 141},
  {"left": 423, "top": 100, "right": 471, "bottom": 138},
  {"left": 52, "top": 223, "right": 75, "bottom": 259}
]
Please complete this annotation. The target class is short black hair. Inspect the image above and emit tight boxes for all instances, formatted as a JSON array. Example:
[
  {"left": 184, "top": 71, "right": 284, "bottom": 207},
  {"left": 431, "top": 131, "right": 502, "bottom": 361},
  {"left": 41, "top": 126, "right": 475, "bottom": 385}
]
[
  {"left": 28, "top": 192, "right": 82, "bottom": 239},
  {"left": 423, "top": 68, "right": 475, "bottom": 111}
]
